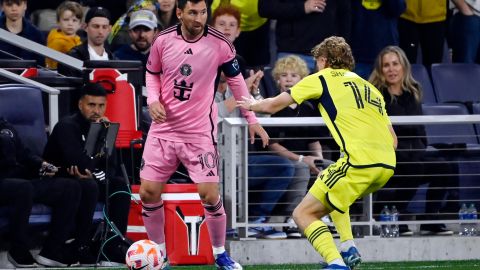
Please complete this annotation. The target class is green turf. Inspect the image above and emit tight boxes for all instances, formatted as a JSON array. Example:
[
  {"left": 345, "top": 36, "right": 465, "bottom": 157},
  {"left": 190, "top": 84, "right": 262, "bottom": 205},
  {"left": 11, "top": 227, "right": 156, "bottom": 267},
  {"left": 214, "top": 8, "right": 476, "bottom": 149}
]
[
  {"left": 174, "top": 260, "right": 480, "bottom": 269},
  {"left": 39, "top": 260, "right": 480, "bottom": 270}
]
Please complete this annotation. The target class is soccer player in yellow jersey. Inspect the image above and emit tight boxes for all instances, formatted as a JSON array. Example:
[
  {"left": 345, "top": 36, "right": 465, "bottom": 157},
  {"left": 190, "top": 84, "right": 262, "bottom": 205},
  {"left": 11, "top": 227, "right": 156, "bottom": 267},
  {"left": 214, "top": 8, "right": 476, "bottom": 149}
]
[{"left": 238, "top": 36, "right": 397, "bottom": 270}]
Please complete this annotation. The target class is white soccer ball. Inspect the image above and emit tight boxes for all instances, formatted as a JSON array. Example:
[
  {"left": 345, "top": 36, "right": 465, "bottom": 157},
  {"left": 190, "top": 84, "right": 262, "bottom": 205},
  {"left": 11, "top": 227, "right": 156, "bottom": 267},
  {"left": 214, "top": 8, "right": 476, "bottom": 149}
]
[{"left": 125, "top": 239, "right": 166, "bottom": 270}]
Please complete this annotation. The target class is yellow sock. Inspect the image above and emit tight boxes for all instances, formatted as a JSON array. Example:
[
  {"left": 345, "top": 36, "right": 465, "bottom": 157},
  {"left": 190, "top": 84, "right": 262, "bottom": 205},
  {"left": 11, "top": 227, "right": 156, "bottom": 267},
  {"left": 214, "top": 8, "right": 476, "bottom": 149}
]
[
  {"left": 330, "top": 209, "right": 353, "bottom": 242},
  {"left": 304, "top": 220, "right": 341, "bottom": 264}
]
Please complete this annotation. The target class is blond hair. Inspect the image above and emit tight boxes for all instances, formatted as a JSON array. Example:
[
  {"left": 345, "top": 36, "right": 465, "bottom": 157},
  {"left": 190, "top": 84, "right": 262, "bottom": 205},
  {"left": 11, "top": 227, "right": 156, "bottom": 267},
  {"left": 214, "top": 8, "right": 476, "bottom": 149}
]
[
  {"left": 311, "top": 36, "right": 355, "bottom": 71},
  {"left": 369, "top": 46, "right": 422, "bottom": 103},
  {"left": 272, "top": 55, "right": 310, "bottom": 85}
]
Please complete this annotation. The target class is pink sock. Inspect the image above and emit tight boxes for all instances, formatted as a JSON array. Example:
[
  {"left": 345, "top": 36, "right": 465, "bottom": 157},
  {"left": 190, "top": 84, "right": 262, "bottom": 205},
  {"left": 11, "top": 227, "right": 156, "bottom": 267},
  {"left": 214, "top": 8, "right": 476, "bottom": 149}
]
[
  {"left": 203, "top": 196, "right": 226, "bottom": 248},
  {"left": 142, "top": 201, "right": 165, "bottom": 245}
]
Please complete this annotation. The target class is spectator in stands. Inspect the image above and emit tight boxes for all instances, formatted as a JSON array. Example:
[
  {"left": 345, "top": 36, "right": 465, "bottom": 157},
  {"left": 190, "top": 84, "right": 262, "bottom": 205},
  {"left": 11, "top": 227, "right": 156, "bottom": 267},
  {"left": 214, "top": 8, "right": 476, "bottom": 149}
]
[
  {"left": 258, "top": 0, "right": 351, "bottom": 72},
  {"left": 350, "top": 0, "right": 406, "bottom": 79},
  {"left": 0, "top": 0, "right": 45, "bottom": 65},
  {"left": 43, "top": 83, "right": 131, "bottom": 266},
  {"left": 154, "top": 0, "right": 178, "bottom": 28},
  {"left": 369, "top": 46, "right": 457, "bottom": 236},
  {"left": 268, "top": 55, "right": 327, "bottom": 238},
  {"left": 0, "top": 117, "right": 81, "bottom": 268},
  {"left": 45, "top": 1, "right": 83, "bottom": 69},
  {"left": 398, "top": 0, "right": 448, "bottom": 69},
  {"left": 211, "top": 4, "right": 292, "bottom": 239},
  {"left": 210, "top": 4, "right": 264, "bottom": 80},
  {"left": 114, "top": 9, "right": 158, "bottom": 68},
  {"left": 58, "top": 6, "right": 114, "bottom": 77},
  {"left": 215, "top": 73, "right": 293, "bottom": 239},
  {"left": 449, "top": 0, "right": 480, "bottom": 63},
  {"left": 210, "top": 0, "right": 271, "bottom": 68}
]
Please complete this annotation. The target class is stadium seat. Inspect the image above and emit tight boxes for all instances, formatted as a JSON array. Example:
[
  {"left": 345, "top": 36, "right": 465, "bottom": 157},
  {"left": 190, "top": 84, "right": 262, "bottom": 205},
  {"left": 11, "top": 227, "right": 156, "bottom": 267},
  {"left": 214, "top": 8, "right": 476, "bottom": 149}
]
[
  {"left": 411, "top": 64, "right": 436, "bottom": 104},
  {"left": 422, "top": 103, "right": 480, "bottom": 203},
  {"left": 422, "top": 103, "right": 479, "bottom": 146},
  {"left": 431, "top": 63, "right": 480, "bottom": 103}
]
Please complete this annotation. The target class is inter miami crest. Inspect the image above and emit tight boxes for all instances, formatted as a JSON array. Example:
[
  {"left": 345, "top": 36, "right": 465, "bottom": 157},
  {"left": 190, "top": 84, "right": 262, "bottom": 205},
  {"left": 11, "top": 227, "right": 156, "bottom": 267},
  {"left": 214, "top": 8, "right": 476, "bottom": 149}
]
[{"left": 180, "top": 64, "right": 192, "bottom": 76}]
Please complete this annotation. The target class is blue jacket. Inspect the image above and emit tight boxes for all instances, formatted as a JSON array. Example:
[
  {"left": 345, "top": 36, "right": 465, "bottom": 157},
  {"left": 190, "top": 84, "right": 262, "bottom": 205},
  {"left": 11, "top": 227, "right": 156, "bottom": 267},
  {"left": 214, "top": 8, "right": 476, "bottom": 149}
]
[
  {"left": 350, "top": 0, "right": 406, "bottom": 64},
  {"left": 0, "top": 16, "right": 45, "bottom": 65}
]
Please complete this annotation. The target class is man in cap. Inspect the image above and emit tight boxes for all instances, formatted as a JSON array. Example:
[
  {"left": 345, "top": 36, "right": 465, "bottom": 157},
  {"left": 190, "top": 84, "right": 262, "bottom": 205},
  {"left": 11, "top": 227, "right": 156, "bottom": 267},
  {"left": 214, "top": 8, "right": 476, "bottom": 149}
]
[
  {"left": 58, "top": 6, "right": 114, "bottom": 77},
  {"left": 114, "top": 9, "right": 158, "bottom": 68}
]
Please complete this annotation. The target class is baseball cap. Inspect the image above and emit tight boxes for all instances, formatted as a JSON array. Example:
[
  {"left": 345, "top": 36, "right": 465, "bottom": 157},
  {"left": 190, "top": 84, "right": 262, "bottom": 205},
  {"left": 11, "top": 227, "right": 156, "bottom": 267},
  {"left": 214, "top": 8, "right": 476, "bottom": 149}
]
[
  {"left": 85, "top": 6, "right": 111, "bottom": 24},
  {"left": 129, "top": 10, "right": 158, "bottom": 30}
]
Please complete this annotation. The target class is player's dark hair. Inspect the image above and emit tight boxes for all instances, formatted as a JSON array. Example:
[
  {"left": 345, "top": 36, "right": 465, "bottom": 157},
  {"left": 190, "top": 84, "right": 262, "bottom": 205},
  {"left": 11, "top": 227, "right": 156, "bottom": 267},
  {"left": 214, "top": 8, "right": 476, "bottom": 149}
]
[
  {"left": 80, "top": 82, "right": 107, "bottom": 98},
  {"left": 177, "top": 0, "right": 205, "bottom": 10}
]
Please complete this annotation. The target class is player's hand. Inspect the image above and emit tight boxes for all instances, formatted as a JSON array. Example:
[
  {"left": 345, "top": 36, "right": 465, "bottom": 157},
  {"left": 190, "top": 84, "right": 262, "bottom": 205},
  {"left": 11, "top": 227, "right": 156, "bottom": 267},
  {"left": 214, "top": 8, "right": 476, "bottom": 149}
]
[
  {"left": 237, "top": 95, "right": 257, "bottom": 111},
  {"left": 148, "top": 101, "right": 167, "bottom": 123},
  {"left": 304, "top": 0, "right": 326, "bottom": 13},
  {"left": 67, "top": 165, "right": 93, "bottom": 180},
  {"left": 248, "top": 123, "right": 269, "bottom": 147}
]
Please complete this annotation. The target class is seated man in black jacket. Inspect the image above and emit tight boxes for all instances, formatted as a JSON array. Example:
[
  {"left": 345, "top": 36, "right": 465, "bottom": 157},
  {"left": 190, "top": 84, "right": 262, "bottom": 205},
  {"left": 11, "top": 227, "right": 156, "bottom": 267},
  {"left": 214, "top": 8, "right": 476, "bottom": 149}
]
[
  {"left": 43, "top": 83, "right": 131, "bottom": 266},
  {"left": 0, "top": 118, "right": 81, "bottom": 268}
]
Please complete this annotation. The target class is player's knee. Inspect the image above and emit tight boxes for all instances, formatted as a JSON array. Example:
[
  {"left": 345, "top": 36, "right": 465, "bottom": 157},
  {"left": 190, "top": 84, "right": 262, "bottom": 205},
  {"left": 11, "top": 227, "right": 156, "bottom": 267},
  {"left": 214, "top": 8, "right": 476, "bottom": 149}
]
[{"left": 139, "top": 184, "right": 162, "bottom": 203}]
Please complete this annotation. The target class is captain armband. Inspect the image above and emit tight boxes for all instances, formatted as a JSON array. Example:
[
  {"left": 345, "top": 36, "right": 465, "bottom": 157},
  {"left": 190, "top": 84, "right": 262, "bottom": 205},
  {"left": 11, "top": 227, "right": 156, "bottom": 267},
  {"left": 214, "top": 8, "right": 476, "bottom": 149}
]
[{"left": 221, "top": 58, "right": 241, "bottom": 78}]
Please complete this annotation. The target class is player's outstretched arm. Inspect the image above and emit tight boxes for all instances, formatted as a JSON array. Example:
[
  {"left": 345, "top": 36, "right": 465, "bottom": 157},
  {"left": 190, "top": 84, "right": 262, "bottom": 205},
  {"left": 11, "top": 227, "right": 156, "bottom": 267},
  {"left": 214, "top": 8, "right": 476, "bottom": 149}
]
[
  {"left": 248, "top": 123, "right": 269, "bottom": 147},
  {"left": 237, "top": 92, "right": 295, "bottom": 114}
]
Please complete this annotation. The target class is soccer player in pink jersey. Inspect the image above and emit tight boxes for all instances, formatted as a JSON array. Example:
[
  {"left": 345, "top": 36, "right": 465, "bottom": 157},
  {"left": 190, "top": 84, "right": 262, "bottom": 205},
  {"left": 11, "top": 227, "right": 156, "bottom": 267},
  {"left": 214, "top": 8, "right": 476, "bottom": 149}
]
[{"left": 138, "top": 0, "right": 269, "bottom": 269}]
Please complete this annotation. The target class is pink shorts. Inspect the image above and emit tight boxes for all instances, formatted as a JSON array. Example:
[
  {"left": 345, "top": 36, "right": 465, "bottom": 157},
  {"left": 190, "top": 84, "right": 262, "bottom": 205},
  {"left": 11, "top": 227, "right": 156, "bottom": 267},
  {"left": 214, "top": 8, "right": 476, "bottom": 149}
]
[{"left": 140, "top": 136, "right": 219, "bottom": 183}]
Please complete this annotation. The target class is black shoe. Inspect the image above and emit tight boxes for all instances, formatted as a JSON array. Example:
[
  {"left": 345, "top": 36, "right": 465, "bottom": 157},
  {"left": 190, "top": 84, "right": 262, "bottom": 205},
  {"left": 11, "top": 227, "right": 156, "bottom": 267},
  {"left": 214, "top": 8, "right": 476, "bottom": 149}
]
[
  {"left": 285, "top": 227, "right": 302, "bottom": 238},
  {"left": 100, "top": 242, "right": 129, "bottom": 265},
  {"left": 77, "top": 245, "right": 99, "bottom": 266},
  {"left": 36, "top": 247, "right": 70, "bottom": 267},
  {"left": 420, "top": 224, "right": 453, "bottom": 236},
  {"left": 399, "top": 225, "right": 413, "bottom": 236},
  {"left": 7, "top": 247, "right": 36, "bottom": 268}
]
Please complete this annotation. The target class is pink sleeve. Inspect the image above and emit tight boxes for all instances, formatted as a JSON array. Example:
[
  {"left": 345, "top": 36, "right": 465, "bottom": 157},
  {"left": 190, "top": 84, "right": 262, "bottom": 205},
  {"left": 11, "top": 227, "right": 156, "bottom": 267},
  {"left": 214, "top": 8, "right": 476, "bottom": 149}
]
[
  {"left": 226, "top": 73, "right": 258, "bottom": 125},
  {"left": 146, "top": 36, "right": 162, "bottom": 74},
  {"left": 146, "top": 72, "right": 162, "bottom": 106}
]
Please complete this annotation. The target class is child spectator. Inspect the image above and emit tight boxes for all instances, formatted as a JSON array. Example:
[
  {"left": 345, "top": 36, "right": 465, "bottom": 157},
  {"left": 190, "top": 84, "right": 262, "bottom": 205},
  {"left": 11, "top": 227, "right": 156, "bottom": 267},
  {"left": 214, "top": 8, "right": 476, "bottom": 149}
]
[
  {"left": 45, "top": 1, "right": 83, "bottom": 69},
  {"left": 0, "top": 0, "right": 45, "bottom": 64}
]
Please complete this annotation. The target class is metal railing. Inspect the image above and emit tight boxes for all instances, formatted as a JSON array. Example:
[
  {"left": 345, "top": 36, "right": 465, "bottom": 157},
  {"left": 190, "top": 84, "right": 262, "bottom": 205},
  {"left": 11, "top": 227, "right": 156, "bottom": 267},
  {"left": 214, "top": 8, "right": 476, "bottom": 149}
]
[{"left": 219, "top": 116, "right": 480, "bottom": 238}]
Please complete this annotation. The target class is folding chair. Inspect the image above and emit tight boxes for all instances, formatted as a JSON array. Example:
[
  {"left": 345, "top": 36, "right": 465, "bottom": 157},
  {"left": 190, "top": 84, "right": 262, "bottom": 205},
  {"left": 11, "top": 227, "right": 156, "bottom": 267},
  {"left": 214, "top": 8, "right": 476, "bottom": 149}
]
[{"left": 89, "top": 69, "right": 143, "bottom": 184}]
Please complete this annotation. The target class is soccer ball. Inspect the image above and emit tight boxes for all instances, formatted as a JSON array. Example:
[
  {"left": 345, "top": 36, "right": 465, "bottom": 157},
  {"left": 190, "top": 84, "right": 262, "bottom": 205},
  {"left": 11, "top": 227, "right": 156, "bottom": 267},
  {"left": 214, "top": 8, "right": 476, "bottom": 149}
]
[{"left": 125, "top": 239, "right": 166, "bottom": 270}]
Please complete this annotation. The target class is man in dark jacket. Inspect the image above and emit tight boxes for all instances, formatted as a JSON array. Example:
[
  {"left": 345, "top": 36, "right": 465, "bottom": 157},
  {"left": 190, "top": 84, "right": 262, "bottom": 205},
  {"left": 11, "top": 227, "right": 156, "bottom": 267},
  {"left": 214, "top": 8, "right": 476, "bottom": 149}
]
[
  {"left": 0, "top": 118, "right": 81, "bottom": 268},
  {"left": 258, "top": 0, "right": 351, "bottom": 72},
  {"left": 58, "top": 6, "right": 115, "bottom": 77},
  {"left": 43, "top": 82, "right": 131, "bottom": 266}
]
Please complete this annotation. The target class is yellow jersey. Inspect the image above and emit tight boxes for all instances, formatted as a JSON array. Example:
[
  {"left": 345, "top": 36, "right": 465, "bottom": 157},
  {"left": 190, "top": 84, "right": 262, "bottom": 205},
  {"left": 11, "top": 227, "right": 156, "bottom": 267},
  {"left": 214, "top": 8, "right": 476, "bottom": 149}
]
[{"left": 290, "top": 68, "right": 396, "bottom": 168}]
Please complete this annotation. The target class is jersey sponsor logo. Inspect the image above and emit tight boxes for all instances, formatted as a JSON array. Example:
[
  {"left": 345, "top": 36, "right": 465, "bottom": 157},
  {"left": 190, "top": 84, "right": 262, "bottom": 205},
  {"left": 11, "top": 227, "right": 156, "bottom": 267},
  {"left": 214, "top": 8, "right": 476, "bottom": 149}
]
[
  {"left": 206, "top": 170, "right": 215, "bottom": 177},
  {"left": 184, "top": 48, "right": 193, "bottom": 55},
  {"left": 179, "top": 63, "right": 192, "bottom": 76},
  {"left": 173, "top": 79, "right": 193, "bottom": 101}
]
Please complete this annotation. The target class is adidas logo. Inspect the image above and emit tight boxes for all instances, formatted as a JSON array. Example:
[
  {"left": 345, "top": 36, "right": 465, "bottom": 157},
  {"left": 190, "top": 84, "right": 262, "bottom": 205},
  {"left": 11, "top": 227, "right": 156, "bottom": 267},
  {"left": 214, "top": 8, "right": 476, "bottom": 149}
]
[
  {"left": 184, "top": 48, "right": 193, "bottom": 55},
  {"left": 206, "top": 170, "right": 215, "bottom": 176}
]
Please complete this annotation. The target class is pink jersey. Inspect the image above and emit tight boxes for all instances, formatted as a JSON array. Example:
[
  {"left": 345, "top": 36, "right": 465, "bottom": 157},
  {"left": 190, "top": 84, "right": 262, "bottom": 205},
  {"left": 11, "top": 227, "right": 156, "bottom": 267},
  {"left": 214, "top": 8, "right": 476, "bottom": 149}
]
[{"left": 146, "top": 25, "right": 257, "bottom": 143}]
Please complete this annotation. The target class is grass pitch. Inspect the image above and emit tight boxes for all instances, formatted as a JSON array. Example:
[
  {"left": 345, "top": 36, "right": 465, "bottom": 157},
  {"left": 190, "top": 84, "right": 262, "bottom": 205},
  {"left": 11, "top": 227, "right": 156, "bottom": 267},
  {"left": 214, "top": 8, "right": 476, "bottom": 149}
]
[{"left": 56, "top": 260, "right": 479, "bottom": 269}]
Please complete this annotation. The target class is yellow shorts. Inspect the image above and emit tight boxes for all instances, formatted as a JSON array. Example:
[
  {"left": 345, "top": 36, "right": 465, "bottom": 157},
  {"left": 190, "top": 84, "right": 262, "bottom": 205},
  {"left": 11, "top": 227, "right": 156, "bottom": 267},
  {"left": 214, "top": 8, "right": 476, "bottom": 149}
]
[{"left": 309, "top": 157, "right": 394, "bottom": 213}]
